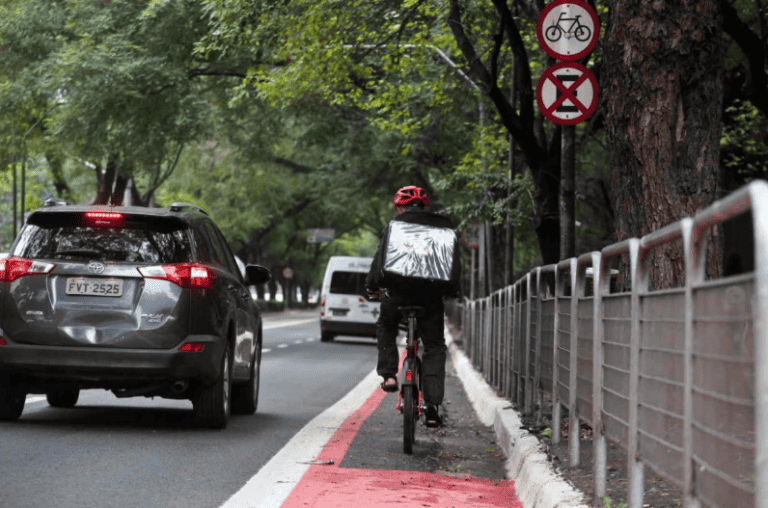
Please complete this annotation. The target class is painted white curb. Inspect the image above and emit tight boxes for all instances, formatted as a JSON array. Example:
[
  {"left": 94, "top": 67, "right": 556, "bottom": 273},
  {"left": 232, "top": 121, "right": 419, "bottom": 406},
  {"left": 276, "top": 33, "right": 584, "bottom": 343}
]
[{"left": 446, "top": 328, "right": 590, "bottom": 508}]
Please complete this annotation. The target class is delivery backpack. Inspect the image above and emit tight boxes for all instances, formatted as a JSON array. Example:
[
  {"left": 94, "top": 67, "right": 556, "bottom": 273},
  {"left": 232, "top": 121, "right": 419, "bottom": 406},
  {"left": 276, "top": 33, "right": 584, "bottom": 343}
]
[{"left": 382, "top": 221, "right": 460, "bottom": 295}]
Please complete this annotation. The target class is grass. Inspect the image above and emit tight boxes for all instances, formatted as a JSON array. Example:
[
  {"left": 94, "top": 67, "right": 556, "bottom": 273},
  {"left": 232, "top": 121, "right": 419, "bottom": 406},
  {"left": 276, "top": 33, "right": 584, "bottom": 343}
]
[{"left": 602, "top": 496, "right": 628, "bottom": 508}]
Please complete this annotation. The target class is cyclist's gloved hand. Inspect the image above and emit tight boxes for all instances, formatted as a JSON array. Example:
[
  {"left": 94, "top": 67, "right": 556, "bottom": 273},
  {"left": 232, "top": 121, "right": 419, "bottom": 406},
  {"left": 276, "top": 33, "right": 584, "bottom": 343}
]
[{"left": 367, "top": 288, "right": 385, "bottom": 300}]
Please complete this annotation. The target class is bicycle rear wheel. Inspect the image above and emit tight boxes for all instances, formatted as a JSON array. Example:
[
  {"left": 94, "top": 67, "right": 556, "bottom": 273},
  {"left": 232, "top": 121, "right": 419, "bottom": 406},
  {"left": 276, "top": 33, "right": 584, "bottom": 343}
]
[{"left": 402, "top": 385, "right": 417, "bottom": 454}]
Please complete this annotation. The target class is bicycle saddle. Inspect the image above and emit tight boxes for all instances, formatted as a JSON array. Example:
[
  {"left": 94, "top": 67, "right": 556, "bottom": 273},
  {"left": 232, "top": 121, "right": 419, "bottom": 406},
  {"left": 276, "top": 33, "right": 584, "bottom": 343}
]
[{"left": 398, "top": 305, "right": 425, "bottom": 317}]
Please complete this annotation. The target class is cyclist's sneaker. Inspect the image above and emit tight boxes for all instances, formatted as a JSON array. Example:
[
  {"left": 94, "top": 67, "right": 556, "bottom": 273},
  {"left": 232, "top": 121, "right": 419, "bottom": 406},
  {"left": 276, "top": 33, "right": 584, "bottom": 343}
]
[
  {"left": 381, "top": 377, "right": 398, "bottom": 392},
  {"left": 425, "top": 404, "right": 443, "bottom": 428}
]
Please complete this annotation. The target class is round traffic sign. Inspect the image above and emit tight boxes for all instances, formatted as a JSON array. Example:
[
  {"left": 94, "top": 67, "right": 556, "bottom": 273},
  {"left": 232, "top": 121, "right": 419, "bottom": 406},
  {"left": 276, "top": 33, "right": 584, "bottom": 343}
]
[
  {"left": 282, "top": 267, "right": 294, "bottom": 279},
  {"left": 536, "top": 62, "right": 598, "bottom": 125},
  {"left": 537, "top": 0, "right": 600, "bottom": 61}
]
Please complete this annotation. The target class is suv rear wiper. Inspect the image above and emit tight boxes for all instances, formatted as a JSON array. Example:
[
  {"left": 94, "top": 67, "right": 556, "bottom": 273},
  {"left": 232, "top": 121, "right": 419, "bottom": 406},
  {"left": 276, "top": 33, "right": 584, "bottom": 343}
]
[{"left": 54, "top": 248, "right": 103, "bottom": 259}]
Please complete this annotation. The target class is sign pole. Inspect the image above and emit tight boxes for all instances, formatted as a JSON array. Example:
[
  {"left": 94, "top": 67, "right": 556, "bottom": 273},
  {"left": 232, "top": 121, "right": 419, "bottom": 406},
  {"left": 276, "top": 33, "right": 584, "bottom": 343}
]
[{"left": 561, "top": 124, "right": 576, "bottom": 260}]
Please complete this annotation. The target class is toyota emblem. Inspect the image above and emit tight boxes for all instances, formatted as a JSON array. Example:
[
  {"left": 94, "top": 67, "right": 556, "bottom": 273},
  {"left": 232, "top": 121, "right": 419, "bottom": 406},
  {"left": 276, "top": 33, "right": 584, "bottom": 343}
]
[{"left": 87, "top": 261, "right": 105, "bottom": 274}]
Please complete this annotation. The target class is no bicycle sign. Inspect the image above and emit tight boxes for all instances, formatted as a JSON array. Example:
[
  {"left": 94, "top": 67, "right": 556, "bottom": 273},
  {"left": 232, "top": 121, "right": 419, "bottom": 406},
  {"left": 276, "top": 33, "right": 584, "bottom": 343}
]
[{"left": 536, "top": 62, "right": 598, "bottom": 126}]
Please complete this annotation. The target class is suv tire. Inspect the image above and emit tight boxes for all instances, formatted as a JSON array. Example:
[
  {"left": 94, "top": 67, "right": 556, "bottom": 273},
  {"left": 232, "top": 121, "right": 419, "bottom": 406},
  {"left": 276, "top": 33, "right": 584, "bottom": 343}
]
[
  {"left": 47, "top": 388, "right": 80, "bottom": 408},
  {"left": 232, "top": 346, "right": 260, "bottom": 415},
  {"left": 193, "top": 341, "right": 232, "bottom": 428},
  {"left": 320, "top": 331, "right": 334, "bottom": 342},
  {"left": 0, "top": 377, "right": 26, "bottom": 420}
]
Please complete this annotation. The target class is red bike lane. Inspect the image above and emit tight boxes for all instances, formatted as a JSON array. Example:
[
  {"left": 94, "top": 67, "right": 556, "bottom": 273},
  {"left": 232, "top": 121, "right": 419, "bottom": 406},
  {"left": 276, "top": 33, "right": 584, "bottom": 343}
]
[{"left": 280, "top": 364, "right": 525, "bottom": 508}]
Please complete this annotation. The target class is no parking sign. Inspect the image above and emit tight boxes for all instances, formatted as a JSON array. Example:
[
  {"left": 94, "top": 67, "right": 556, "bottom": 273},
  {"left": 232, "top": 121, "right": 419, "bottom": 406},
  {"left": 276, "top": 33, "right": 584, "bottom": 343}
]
[{"left": 536, "top": 62, "right": 598, "bottom": 126}]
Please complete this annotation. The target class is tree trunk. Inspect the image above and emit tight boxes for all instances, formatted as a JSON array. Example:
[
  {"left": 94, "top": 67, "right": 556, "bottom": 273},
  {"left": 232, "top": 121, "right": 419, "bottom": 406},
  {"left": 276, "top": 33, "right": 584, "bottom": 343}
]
[
  {"left": 93, "top": 157, "right": 117, "bottom": 205},
  {"left": 111, "top": 173, "right": 130, "bottom": 206},
  {"left": 46, "top": 153, "right": 71, "bottom": 200},
  {"left": 603, "top": 0, "right": 723, "bottom": 290}
]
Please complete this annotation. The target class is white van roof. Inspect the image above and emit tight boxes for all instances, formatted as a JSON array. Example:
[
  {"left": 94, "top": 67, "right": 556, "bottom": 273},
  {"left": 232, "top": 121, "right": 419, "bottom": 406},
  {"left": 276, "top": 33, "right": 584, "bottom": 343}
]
[{"left": 326, "top": 256, "right": 373, "bottom": 272}]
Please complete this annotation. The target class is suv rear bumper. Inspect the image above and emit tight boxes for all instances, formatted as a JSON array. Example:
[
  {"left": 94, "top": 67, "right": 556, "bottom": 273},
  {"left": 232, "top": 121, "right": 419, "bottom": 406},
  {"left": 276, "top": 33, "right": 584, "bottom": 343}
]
[
  {"left": 320, "top": 319, "right": 377, "bottom": 338},
  {"left": 0, "top": 335, "right": 225, "bottom": 388}
]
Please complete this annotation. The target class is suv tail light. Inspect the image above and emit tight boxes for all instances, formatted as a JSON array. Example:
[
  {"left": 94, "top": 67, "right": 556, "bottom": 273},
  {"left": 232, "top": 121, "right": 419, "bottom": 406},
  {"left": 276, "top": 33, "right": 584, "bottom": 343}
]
[
  {"left": 138, "top": 263, "right": 215, "bottom": 289},
  {"left": 0, "top": 257, "right": 55, "bottom": 282},
  {"left": 84, "top": 211, "right": 125, "bottom": 227}
]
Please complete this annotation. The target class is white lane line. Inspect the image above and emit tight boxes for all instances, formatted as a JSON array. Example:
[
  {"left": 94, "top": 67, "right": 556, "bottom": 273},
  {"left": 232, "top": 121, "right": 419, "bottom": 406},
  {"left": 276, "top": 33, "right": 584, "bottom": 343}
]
[
  {"left": 263, "top": 318, "right": 318, "bottom": 330},
  {"left": 219, "top": 369, "right": 379, "bottom": 508},
  {"left": 262, "top": 348, "right": 272, "bottom": 354},
  {"left": 277, "top": 344, "right": 288, "bottom": 349},
  {"left": 292, "top": 340, "right": 304, "bottom": 345}
]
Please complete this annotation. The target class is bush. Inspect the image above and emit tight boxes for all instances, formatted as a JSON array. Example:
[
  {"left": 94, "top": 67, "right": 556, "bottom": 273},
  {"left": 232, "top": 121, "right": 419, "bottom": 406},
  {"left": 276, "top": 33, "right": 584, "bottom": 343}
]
[{"left": 254, "top": 300, "right": 286, "bottom": 312}]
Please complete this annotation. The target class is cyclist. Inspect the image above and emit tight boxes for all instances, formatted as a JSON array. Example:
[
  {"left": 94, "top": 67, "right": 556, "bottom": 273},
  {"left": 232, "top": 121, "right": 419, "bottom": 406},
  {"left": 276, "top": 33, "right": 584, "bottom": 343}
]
[{"left": 366, "top": 185, "right": 461, "bottom": 428}]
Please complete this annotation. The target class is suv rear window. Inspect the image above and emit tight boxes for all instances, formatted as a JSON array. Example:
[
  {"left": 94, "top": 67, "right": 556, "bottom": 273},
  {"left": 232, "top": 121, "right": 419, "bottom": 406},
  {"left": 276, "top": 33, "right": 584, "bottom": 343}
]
[
  {"left": 330, "top": 271, "right": 368, "bottom": 297},
  {"left": 13, "top": 213, "right": 192, "bottom": 264}
]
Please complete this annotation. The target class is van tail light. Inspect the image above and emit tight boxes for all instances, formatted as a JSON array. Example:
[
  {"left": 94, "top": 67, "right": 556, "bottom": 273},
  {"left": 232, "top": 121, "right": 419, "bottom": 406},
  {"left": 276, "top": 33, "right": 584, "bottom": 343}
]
[
  {"left": 0, "top": 257, "right": 55, "bottom": 282},
  {"left": 0, "top": 338, "right": 6, "bottom": 346},
  {"left": 138, "top": 263, "right": 215, "bottom": 289},
  {"left": 320, "top": 298, "right": 325, "bottom": 317}
]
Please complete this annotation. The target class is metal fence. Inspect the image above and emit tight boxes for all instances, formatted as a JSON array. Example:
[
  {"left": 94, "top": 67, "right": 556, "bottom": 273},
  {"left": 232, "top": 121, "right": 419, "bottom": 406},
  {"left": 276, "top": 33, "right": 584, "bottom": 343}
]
[{"left": 445, "top": 181, "right": 768, "bottom": 508}]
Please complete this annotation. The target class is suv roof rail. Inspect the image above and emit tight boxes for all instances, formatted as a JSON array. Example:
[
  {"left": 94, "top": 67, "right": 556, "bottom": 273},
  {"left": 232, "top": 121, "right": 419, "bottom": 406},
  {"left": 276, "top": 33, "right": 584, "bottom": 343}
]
[
  {"left": 169, "top": 202, "right": 208, "bottom": 215},
  {"left": 44, "top": 198, "right": 71, "bottom": 207}
]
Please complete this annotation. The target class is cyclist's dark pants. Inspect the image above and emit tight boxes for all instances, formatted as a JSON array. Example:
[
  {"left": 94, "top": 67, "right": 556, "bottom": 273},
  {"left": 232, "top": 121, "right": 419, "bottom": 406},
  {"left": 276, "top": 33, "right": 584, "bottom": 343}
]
[{"left": 376, "top": 292, "right": 446, "bottom": 406}]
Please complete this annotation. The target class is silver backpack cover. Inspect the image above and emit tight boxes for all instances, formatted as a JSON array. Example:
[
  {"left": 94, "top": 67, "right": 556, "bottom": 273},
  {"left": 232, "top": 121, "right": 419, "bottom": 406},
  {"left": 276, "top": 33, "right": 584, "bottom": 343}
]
[{"left": 383, "top": 221, "right": 457, "bottom": 282}]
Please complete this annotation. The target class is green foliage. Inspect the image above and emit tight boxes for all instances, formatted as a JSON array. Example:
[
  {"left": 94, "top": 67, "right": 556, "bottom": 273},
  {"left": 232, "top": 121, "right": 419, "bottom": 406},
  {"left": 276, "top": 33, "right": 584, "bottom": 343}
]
[
  {"left": 254, "top": 299, "right": 287, "bottom": 313},
  {"left": 721, "top": 100, "right": 768, "bottom": 180},
  {"left": 602, "top": 497, "right": 628, "bottom": 508}
]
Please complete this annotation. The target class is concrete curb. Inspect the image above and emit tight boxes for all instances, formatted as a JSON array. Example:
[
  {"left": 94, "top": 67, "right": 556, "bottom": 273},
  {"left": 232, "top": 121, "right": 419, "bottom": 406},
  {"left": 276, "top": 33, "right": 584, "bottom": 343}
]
[{"left": 445, "top": 329, "right": 590, "bottom": 508}]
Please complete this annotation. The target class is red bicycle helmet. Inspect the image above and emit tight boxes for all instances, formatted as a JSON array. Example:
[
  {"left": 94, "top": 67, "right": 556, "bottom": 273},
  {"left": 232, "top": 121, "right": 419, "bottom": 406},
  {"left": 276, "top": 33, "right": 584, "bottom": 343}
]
[{"left": 393, "top": 186, "right": 429, "bottom": 209}]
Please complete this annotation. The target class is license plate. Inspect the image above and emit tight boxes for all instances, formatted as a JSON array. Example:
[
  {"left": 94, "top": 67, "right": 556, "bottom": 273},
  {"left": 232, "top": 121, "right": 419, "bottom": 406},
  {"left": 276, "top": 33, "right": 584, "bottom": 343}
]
[{"left": 65, "top": 277, "right": 124, "bottom": 297}]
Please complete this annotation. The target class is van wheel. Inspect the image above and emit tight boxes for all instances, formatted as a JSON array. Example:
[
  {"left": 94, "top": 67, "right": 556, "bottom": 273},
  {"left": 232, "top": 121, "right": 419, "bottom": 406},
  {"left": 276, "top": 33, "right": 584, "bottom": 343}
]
[{"left": 321, "top": 331, "right": 334, "bottom": 342}]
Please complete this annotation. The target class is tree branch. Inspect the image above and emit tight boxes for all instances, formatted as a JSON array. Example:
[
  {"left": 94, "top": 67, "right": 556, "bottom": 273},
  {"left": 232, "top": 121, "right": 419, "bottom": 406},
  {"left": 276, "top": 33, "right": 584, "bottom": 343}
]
[
  {"left": 446, "top": 0, "right": 545, "bottom": 163},
  {"left": 273, "top": 157, "right": 314, "bottom": 173},
  {"left": 188, "top": 67, "right": 248, "bottom": 79}
]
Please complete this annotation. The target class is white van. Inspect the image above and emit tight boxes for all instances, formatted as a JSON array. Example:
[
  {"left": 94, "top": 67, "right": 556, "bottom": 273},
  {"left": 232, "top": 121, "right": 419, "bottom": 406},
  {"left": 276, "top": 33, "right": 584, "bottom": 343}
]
[{"left": 319, "top": 256, "right": 380, "bottom": 342}]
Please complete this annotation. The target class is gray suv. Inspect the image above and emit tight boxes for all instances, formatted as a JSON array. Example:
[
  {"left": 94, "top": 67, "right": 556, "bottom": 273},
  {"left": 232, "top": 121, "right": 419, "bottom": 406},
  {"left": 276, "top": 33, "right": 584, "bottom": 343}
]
[{"left": 0, "top": 202, "right": 270, "bottom": 428}]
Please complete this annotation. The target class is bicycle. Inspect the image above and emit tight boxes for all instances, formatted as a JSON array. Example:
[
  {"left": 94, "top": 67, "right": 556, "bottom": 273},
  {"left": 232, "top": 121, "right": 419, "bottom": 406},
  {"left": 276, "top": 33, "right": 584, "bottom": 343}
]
[
  {"left": 545, "top": 13, "right": 591, "bottom": 42},
  {"left": 396, "top": 305, "right": 425, "bottom": 454}
]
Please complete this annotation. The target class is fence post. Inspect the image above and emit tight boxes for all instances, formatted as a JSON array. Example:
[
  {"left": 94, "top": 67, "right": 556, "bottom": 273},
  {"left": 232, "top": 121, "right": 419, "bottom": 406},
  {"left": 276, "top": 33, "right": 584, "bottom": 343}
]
[
  {"left": 504, "top": 285, "right": 512, "bottom": 398},
  {"left": 534, "top": 267, "right": 544, "bottom": 424},
  {"left": 525, "top": 273, "right": 533, "bottom": 414},
  {"left": 593, "top": 251, "right": 608, "bottom": 499},
  {"left": 568, "top": 258, "right": 579, "bottom": 468},
  {"left": 681, "top": 218, "right": 701, "bottom": 508},
  {"left": 498, "top": 290, "right": 503, "bottom": 395},
  {"left": 752, "top": 182, "right": 768, "bottom": 508},
  {"left": 627, "top": 239, "right": 644, "bottom": 508},
  {"left": 511, "top": 281, "right": 518, "bottom": 401}
]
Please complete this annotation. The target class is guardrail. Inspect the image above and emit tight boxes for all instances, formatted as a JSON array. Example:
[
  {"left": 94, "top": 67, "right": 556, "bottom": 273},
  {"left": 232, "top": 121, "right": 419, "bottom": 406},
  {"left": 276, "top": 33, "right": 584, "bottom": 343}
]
[{"left": 445, "top": 180, "right": 768, "bottom": 508}]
